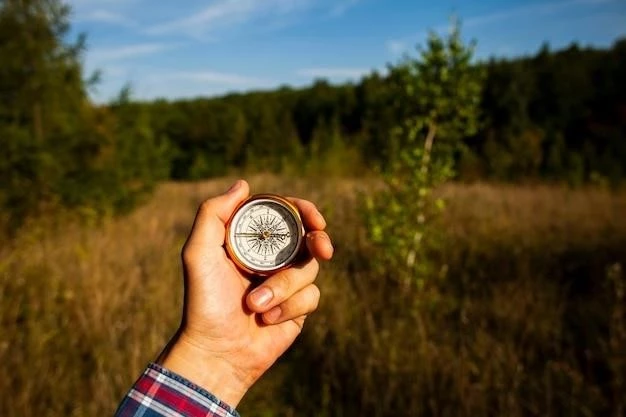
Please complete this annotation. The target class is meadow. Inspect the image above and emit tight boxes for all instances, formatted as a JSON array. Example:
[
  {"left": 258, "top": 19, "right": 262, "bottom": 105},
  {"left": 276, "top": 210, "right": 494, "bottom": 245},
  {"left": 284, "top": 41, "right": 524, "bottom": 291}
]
[{"left": 1, "top": 176, "right": 625, "bottom": 417}]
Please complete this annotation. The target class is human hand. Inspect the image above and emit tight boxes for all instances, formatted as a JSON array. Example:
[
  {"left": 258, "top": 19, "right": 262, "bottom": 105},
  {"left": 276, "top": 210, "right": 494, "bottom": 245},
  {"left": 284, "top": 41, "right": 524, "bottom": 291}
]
[{"left": 156, "top": 180, "right": 333, "bottom": 407}]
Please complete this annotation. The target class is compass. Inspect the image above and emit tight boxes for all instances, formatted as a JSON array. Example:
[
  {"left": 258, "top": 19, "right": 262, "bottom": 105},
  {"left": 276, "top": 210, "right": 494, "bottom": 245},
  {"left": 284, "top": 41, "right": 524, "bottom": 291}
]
[{"left": 225, "top": 194, "right": 305, "bottom": 275}]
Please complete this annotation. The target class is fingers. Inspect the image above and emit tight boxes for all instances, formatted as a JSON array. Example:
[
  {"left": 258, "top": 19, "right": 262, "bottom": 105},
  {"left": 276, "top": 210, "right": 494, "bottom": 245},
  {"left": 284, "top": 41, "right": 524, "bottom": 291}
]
[
  {"left": 184, "top": 180, "right": 250, "bottom": 252},
  {"left": 262, "top": 284, "right": 320, "bottom": 324},
  {"left": 288, "top": 197, "right": 333, "bottom": 260},
  {"left": 247, "top": 258, "right": 319, "bottom": 313},
  {"left": 289, "top": 197, "right": 326, "bottom": 231},
  {"left": 306, "top": 231, "right": 334, "bottom": 261}
]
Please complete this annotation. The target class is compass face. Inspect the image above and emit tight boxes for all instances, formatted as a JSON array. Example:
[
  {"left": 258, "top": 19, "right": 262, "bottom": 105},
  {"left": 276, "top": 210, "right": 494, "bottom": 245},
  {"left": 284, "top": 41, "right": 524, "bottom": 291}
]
[{"left": 227, "top": 196, "right": 304, "bottom": 274}]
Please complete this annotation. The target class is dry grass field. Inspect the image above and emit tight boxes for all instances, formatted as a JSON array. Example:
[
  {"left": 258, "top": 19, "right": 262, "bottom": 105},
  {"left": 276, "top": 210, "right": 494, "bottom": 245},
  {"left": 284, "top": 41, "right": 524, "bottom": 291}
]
[{"left": 1, "top": 176, "right": 625, "bottom": 416}]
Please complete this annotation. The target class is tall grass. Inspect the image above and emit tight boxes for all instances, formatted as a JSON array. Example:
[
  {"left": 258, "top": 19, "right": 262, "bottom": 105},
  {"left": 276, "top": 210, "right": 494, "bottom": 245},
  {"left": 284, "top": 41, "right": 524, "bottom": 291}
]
[{"left": 1, "top": 177, "right": 625, "bottom": 416}]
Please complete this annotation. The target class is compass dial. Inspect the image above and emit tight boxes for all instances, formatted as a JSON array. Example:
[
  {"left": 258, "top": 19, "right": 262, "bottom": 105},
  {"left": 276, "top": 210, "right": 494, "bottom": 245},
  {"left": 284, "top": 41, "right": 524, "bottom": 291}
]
[{"left": 226, "top": 195, "right": 305, "bottom": 275}]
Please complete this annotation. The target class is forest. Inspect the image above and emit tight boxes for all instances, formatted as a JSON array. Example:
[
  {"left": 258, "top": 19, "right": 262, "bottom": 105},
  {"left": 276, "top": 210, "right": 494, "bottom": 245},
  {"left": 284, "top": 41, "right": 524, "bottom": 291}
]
[
  {"left": 2, "top": 1, "right": 626, "bottom": 417},
  {"left": 144, "top": 39, "right": 626, "bottom": 185}
]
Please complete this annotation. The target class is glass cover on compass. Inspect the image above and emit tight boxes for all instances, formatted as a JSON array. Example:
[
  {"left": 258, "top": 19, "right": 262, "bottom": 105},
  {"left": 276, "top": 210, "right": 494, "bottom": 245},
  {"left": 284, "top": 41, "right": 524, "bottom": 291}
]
[{"left": 227, "top": 197, "right": 304, "bottom": 273}]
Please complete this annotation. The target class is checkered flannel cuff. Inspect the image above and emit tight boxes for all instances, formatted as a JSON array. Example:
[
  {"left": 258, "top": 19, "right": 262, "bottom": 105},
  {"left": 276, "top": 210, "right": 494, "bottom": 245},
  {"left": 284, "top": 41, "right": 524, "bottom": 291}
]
[{"left": 115, "top": 363, "right": 240, "bottom": 417}]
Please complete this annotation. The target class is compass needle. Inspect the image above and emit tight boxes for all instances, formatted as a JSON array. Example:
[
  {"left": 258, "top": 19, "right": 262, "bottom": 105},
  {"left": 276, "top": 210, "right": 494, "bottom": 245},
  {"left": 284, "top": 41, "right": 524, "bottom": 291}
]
[{"left": 226, "top": 194, "right": 305, "bottom": 275}]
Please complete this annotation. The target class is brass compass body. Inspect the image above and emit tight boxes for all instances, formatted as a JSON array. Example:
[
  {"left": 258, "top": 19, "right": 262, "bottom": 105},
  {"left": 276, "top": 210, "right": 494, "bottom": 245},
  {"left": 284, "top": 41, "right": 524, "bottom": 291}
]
[{"left": 225, "top": 194, "right": 305, "bottom": 275}]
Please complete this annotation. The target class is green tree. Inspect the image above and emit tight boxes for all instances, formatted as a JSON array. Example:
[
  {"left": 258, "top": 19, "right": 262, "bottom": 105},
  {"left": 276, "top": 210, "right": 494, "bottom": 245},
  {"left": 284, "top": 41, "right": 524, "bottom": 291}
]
[
  {"left": 0, "top": 1, "right": 168, "bottom": 228},
  {"left": 0, "top": 0, "right": 88, "bottom": 224},
  {"left": 366, "top": 21, "right": 484, "bottom": 288},
  {"left": 106, "top": 88, "right": 171, "bottom": 210}
]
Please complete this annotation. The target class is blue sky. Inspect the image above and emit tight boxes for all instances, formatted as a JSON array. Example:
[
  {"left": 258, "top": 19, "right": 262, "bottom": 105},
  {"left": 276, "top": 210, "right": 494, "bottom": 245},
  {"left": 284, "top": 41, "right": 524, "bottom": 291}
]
[{"left": 67, "top": 0, "right": 626, "bottom": 102}]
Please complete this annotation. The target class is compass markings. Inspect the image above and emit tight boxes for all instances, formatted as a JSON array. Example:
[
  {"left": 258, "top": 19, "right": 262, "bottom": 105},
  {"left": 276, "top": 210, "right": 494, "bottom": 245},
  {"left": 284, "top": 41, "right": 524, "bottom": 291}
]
[{"left": 231, "top": 201, "right": 300, "bottom": 268}]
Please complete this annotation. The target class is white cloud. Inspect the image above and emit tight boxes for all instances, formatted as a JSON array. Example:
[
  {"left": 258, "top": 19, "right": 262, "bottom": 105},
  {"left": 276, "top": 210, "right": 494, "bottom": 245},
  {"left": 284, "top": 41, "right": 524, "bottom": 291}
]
[
  {"left": 386, "top": 40, "right": 408, "bottom": 55},
  {"left": 89, "top": 43, "right": 176, "bottom": 63},
  {"left": 329, "top": 0, "right": 360, "bottom": 17},
  {"left": 146, "top": 0, "right": 310, "bottom": 38},
  {"left": 68, "top": 0, "right": 138, "bottom": 17},
  {"left": 101, "top": 65, "right": 128, "bottom": 78},
  {"left": 70, "top": 0, "right": 130, "bottom": 4},
  {"left": 463, "top": 0, "right": 614, "bottom": 28},
  {"left": 158, "top": 71, "right": 276, "bottom": 87},
  {"left": 75, "top": 9, "right": 138, "bottom": 28},
  {"left": 386, "top": 0, "right": 619, "bottom": 55},
  {"left": 297, "top": 67, "right": 371, "bottom": 79},
  {"left": 90, "top": 69, "right": 276, "bottom": 102}
]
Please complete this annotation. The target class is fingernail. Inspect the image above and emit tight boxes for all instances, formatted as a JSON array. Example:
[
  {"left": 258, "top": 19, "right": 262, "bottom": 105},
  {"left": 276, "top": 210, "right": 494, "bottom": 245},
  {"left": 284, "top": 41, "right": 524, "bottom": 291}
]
[
  {"left": 250, "top": 286, "right": 273, "bottom": 307},
  {"left": 264, "top": 306, "right": 282, "bottom": 323},
  {"left": 316, "top": 210, "right": 325, "bottom": 223},
  {"left": 226, "top": 180, "right": 242, "bottom": 194}
]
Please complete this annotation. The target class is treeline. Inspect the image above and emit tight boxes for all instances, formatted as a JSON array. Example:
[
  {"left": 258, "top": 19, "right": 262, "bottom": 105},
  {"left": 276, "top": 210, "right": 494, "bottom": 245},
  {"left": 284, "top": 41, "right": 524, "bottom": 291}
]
[
  {"left": 143, "top": 39, "right": 626, "bottom": 184},
  {"left": 2, "top": 0, "right": 625, "bottom": 227}
]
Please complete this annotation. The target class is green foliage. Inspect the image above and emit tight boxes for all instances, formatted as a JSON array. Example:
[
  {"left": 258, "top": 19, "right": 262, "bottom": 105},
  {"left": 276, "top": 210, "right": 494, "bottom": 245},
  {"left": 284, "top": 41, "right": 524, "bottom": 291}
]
[
  {"left": 390, "top": 23, "right": 482, "bottom": 149},
  {"left": 301, "top": 116, "right": 366, "bottom": 177},
  {"left": 0, "top": 0, "right": 82, "bottom": 217},
  {"left": 0, "top": 124, "right": 50, "bottom": 222},
  {"left": 365, "top": 22, "right": 484, "bottom": 288},
  {"left": 0, "top": 1, "right": 170, "bottom": 228},
  {"left": 104, "top": 90, "right": 172, "bottom": 211}
]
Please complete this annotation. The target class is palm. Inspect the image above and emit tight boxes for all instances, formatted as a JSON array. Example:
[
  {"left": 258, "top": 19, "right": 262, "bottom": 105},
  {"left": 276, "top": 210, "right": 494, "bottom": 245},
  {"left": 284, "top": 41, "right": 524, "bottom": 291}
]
[{"left": 184, "top": 247, "right": 298, "bottom": 377}]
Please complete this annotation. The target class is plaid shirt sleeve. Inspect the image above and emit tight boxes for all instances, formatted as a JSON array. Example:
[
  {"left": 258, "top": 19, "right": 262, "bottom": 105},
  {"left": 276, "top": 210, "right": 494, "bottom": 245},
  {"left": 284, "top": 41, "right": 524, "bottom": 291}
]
[{"left": 114, "top": 363, "right": 241, "bottom": 417}]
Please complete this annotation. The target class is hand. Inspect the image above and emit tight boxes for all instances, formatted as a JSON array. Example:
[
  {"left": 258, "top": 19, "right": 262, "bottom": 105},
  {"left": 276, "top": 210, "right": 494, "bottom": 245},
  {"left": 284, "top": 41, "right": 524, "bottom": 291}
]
[{"left": 156, "top": 180, "right": 334, "bottom": 407}]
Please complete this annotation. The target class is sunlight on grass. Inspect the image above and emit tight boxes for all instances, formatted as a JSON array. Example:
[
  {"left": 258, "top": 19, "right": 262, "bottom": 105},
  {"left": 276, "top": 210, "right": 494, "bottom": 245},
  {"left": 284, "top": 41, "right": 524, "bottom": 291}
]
[{"left": 1, "top": 176, "right": 625, "bottom": 416}]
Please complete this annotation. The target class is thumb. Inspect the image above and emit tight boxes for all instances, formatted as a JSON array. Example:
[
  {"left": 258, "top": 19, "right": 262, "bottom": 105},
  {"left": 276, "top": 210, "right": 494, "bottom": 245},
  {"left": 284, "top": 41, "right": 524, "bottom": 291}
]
[{"left": 185, "top": 180, "right": 250, "bottom": 251}]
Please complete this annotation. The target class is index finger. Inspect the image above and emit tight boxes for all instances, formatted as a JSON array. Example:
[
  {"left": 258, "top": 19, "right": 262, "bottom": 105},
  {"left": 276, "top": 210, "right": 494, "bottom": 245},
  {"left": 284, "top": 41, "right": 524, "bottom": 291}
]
[{"left": 288, "top": 197, "right": 326, "bottom": 231}]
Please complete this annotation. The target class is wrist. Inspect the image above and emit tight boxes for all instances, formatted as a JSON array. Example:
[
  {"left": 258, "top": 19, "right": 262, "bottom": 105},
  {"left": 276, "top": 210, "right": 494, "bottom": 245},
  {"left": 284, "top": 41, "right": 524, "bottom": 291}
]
[{"left": 155, "top": 333, "right": 251, "bottom": 407}]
